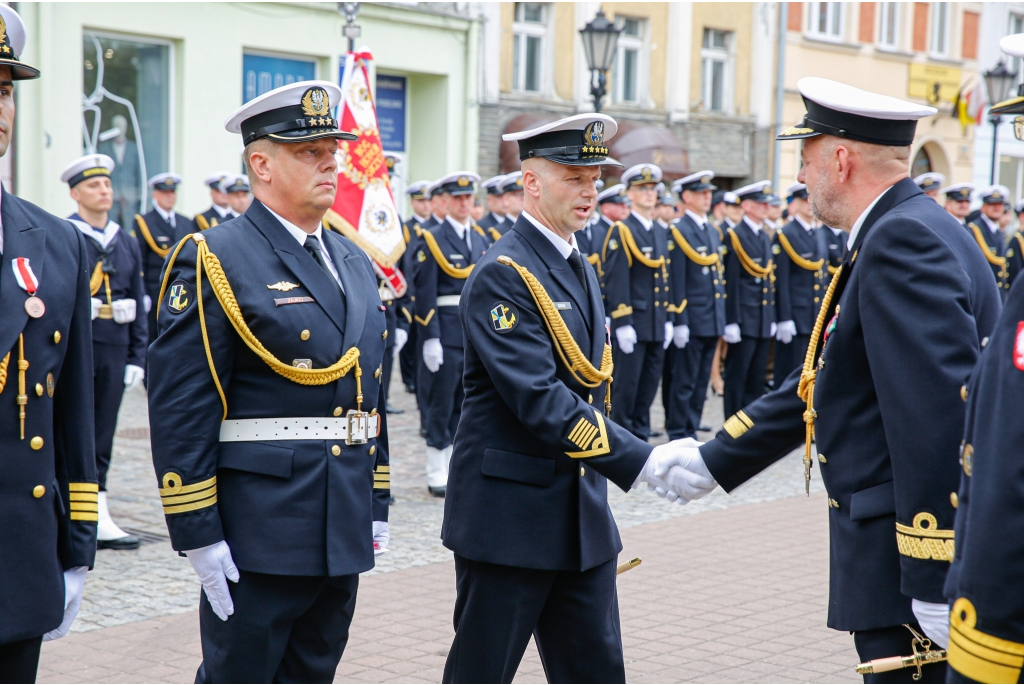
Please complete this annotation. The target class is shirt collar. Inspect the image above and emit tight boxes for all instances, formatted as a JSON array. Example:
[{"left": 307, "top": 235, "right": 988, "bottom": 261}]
[
  {"left": 69, "top": 214, "right": 120, "bottom": 249},
  {"left": 742, "top": 215, "right": 763, "bottom": 233},
  {"left": 981, "top": 213, "right": 1000, "bottom": 233},
  {"left": 264, "top": 205, "right": 327, "bottom": 253},
  {"left": 413, "top": 213, "right": 429, "bottom": 224},
  {"left": 213, "top": 204, "right": 232, "bottom": 218},
  {"left": 685, "top": 209, "right": 709, "bottom": 227},
  {"left": 830, "top": 226, "right": 843, "bottom": 236},
  {"left": 631, "top": 210, "right": 653, "bottom": 231},
  {"left": 847, "top": 185, "right": 894, "bottom": 248},
  {"left": 432, "top": 214, "right": 445, "bottom": 224},
  {"left": 155, "top": 205, "right": 175, "bottom": 225},
  {"left": 521, "top": 210, "right": 578, "bottom": 259},
  {"left": 491, "top": 212, "right": 505, "bottom": 224},
  {"left": 447, "top": 215, "right": 468, "bottom": 239},
  {"left": 794, "top": 214, "right": 812, "bottom": 231}
]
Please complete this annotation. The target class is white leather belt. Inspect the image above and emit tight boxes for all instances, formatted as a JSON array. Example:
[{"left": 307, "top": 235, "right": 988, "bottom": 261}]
[
  {"left": 219, "top": 415, "right": 380, "bottom": 445},
  {"left": 437, "top": 295, "right": 461, "bottom": 307}
]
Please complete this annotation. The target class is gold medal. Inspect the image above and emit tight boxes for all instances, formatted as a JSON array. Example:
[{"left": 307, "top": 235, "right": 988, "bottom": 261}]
[{"left": 24, "top": 296, "right": 45, "bottom": 318}]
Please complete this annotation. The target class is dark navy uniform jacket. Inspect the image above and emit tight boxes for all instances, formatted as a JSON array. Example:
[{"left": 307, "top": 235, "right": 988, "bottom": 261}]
[
  {"left": 944, "top": 274, "right": 1024, "bottom": 682},
  {"left": 601, "top": 213, "right": 670, "bottom": 341},
  {"left": 772, "top": 219, "right": 829, "bottom": 335},
  {"left": 667, "top": 213, "right": 726, "bottom": 338},
  {"left": 442, "top": 216, "right": 652, "bottom": 571},
  {"left": 967, "top": 217, "right": 1010, "bottom": 298},
  {"left": 0, "top": 189, "right": 97, "bottom": 643},
  {"left": 824, "top": 226, "right": 847, "bottom": 270},
  {"left": 1007, "top": 231, "right": 1024, "bottom": 288},
  {"left": 724, "top": 218, "right": 775, "bottom": 338},
  {"left": 133, "top": 209, "right": 189, "bottom": 301},
  {"left": 700, "top": 178, "right": 1001, "bottom": 632},
  {"left": 148, "top": 200, "right": 390, "bottom": 578},
  {"left": 413, "top": 219, "right": 488, "bottom": 349},
  {"left": 71, "top": 216, "right": 148, "bottom": 367},
  {"left": 192, "top": 206, "right": 229, "bottom": 232}
]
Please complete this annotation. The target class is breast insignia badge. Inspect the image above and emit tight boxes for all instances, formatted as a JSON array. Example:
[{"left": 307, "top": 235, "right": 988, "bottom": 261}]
[{"left": 267, "top": 281, "right": 300, "bottom": 292}]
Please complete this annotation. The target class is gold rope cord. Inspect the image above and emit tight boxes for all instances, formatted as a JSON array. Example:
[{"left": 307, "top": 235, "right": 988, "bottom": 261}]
[
  {"left": 135, "top": 214, "right": 170, "bottom": 258},
  {"left": 970, "top": 223, "right": 1007, "bottom": 267},
  {"left": 421, "top": 230, "right": 474, "bottom": 279},
  {"left": 797, "top": 265, "right": 843, "bottom": 494},
  {"left": 472, "top": 224, "right": 488, "bottom": 239},
  {"left": 89, "top": 261, "right": 104, "bottom": 296},
  {"left": 729, "top": 230, "right": 773, "bottom": 279},
  {"left": 670, "top": 226, "right": 719, "bottom": 267},
  {"left": 776, "top": 231, "right": 824, "bottom": 271},
  {"left": 156, "top": 235, "right": 194, "bottom": 321},
  {"left": 195, "top": 214, "right": 210, "bottom": 231},
  {"left": 16, "top": 334, "right": 26, "bottom": 438},
  {"left": 586, "top": 252, "right": 604, "bottom": 278},
  {"left": 617, "top": 222, "right": 667, "bottom": 269},
  {"left": 0, "top": 350, "right": 8, "bottom": 393},
  {"left": 498, "top": 255, "right": 614, "bottom": 416},
  {"left": 488, "top": 227, "right": 502, "bottom": 243},
  {"left": 601, "top": 223, "right": 625, "bottom": 265},
  {"left": 828, "top": 264, "right": 839, "bottom": 275}
]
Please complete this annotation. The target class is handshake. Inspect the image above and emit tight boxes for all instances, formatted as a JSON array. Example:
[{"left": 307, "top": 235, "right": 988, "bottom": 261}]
[{"left": 633, "top": 438, "right": 718, "bottom": 504}]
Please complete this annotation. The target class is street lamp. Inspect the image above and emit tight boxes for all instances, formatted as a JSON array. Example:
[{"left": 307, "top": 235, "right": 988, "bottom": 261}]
[
  {"left": 338, "top": 2, "right": 361, "bottom": 51},
  {"left": 984, "top": 59, "right": 1018, "bottom": 183},
  {"left": 579, "top": 11, "right": 622, "bottom": 113}
]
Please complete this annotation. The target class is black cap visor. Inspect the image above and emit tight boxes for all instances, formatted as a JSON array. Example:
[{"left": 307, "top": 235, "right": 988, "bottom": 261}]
[{"left": 778, "top": 97, "right": 918, "bottom": 146}]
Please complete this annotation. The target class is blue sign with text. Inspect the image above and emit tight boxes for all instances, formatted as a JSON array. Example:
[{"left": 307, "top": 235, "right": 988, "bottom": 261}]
[
  {"left": 243, "top": 54, "right": 316, "bottom": 103},
  {"left": 375, "top": 75, "right": 407, "bottom": 152}
]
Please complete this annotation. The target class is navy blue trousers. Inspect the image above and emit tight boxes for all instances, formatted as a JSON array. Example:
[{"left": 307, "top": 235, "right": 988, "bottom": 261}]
[
  {"left": 0, "top": 635, "right": 42, "bottom": 683},
  {"left": 723, "top": 336, "right": 770, "bottom": 418},
  {"left": 93, "top": 341, "right": 128, "bottom": 491},
  {"left": 665, "top": 335, "right": 717, "bottom": 439},
  {"left": 443, "top": 555, "right": 624, "bottom": 684},
  {"left": 774, "top": 334, "right": 810, "bottom": 385},
  {"left": 611, "top": 341, "right": 664, "bottom": 440},
  {"left": 423, "top": 345, "right": 464, "bottom": 450}
]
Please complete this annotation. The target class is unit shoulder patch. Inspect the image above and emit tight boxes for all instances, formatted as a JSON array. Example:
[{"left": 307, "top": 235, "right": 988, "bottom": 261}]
[
  {"left": 608, "top": 238, "right": 619, "bottom": 250},
  {"left": 166, "top": 280, "right": 193, "bottom": 314},
  {"left": 490, "top": 301, "right": 519, "bottom": 333},
  {"left": 417, "top": 249, "right": 427, "bottom": 263},
  {"left": 772, "top": 243, "right": 781, "bottom": 255}
]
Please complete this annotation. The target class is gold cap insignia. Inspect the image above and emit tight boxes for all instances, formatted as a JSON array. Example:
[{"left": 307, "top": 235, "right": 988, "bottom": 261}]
[
  {"left": 993, "top": 191, "right": 1003, "bottom": 199},
  {"left": 267, "top": 281, "right": 300, "bottom": 292},
  {"left": 641, "top": 168, "right": 652, "bottom": 181},
  {"left": 301, "top": 87, "right": 331, "bottom": 117},
  {"left": 781, "top": 125, "right": 815, "bottom": 136},
  {"left": 458, "top": 176, "right": 470, "bottom": 187},
  {"left": 584, "top": 121, "right": 605, "bottom": 146},
  {"left": 0, "top": 16, "right": 8, "bottom": 46},
  {"left": 702, "top": 175, "right": 711, "bottom": 184}
]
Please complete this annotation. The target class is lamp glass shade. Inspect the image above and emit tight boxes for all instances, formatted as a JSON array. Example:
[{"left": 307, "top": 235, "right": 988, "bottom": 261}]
[
  {"left": 984, "top": 60, "right": 1018, "bottom": 106},
  {"left": 580, "top": 11, "right": 621, "bottom": 73}
]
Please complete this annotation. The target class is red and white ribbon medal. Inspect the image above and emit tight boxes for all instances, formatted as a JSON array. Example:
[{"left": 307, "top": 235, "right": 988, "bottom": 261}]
[{"left": 12, "top": 257, "right": 45, "bottom": 318}]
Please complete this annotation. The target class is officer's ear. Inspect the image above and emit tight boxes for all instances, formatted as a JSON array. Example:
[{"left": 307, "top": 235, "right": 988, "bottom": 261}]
[{"left": 521, "top": 160, "right": 543, "bottom": 200}]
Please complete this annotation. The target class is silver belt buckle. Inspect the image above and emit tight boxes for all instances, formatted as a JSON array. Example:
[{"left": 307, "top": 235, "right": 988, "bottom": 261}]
[{"left": 346, "top": 410, "right": 369, "bottom": 445}]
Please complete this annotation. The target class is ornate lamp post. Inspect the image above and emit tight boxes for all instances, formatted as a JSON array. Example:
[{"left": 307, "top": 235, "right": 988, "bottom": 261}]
[
  {"left": 339, "top": 2, "right": 361, "bottom": 51},
  {"left": 579, "top": 11, "right": 622, "bottom": 113},
  {"left": 983, "top": 59, "right": 1017, "bottom": 183}
]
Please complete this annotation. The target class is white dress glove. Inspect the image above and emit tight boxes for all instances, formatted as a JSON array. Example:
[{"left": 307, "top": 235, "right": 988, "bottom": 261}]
[
  {"left": 124, "top": 364, "right": 145, "bottom": 389},
  {"left": 393, "top": 327, "right": 408, "bottom": 356},
  {"left": 776, "top": 320, "right": 796, "bottom": 344},
  {"left": 770, "top": 321, "right": 778, "bottom": 338},
  {"left": 91, "top": 298, "right": 102, "bottom": 320},
  {"left": 663, "top": 321, "right": 674, "bottom": 349},
  {"left": 143, "top": 294, "right": 153, "bottom": 313},
  {"left": 723, "top": 323, "right": 741, "bottom": 344},
  {"left": 615, "top": 325, "right": 637, "bottom": 354},
  {"left": 373, "top": 521, "right": 390, "bottom": 556},
  {"left": 423, "top": 338, "right": 443, "bottom": 373},
  {"left": 185, "top": 541, "right": 240, "bottom": 621},
  {"left": 673, "top": 325, "right": 690, "bottom": 349},
  {"left": 111, "top": 298, "right": 137, "bottom": 324},
  {"left": 42, "top": 566, "right": 88, "bottom": 642},
  {"left": 912, "top": 599, "right": 949, "bottom": 649},
  {"left": 634, "top": 440, "right": 718, "bottom": 504}
]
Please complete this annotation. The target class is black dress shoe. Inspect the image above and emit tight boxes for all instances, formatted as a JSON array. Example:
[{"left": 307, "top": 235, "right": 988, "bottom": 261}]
[
  {"left": 419, "top": 427, "right": 427, "bottom": 437},
  {"left": 405, "top": 384, "right": 416, "bottom": 394},
  {"left": 389, "top": 494, "right": 395, "bottom": 505},
  {"left": 386, "top": 403, "right": 405, "bottom": 415},
  {"left": 428, "top": 485, "right": 446, "bottom": 498},
  {"left": 98, "top": 534, "right": 141, "bottom": 550},
  {"left": 650, "top": 430, "right": 664, "bottom": 438},
  {"left": 698, "top": 424, "right": 712, "bottom": 432}
]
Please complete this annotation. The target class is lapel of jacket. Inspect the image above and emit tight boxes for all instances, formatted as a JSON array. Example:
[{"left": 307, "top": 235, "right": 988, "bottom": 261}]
[
  {"left": 246, "top": 200, "right": 346, "bottom": 336},
  {"left": 737, "top": 220, "right": 763, "bottom": 262},
  {"left": 148, "top": 210, "right": 174, "bottom": 239},
  {"left": 848, "top": 177, "right": 920, "bottom": 257},
  {"left": 0, "top": 190, "right": 45, "bottom": 357},
  {"left": 514, "top": 217, "right": 592, "bottom": 334},
  {"left": 322, "top": 231, "right": 368, "bottom": 349}
]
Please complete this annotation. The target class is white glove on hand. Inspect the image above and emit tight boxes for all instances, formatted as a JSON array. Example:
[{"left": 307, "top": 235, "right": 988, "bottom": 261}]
[
  {"left": 776, "top": 320, "right": 796, "bottom": 344},
  {"left": 111, "top": 298, "right": 137, "bottom": 324},
  {"left": 373, "top": 521, "right": 390, "bottom": 556},
  {"left": 143, "top": 294, "right": 153, "bottom": 313},
  {"left": 42, "top": 566, "right": 88, "bottom": 642},
  {"left": 673, "top": 325, "right": 690, "bottom": 349},
  {"left": 615, "top": 325, "right": 637, "bottom": 354},
  {"left": 770, "top": 321, "right": 778, "bottom": 338},
  {"left": 91, "top": 298, "right": 102, "bottom": 320},
  {"left": 663, "top": 321, "right": 674, "bottom": 349},
  {"left": 423, "top": 338, "right": 443, "bottom": 373},
  {"left": 124, "top": 364, "right": 145, "bottom": 389},
  {"left": 185, "top": 541, "right": 239, "bottom": 621},
  {"left": 393, "top": 328, "right": 408, "bottom": 356},
  {"left": 912, "top": 599, "right": 949, "bottom": 649},
  {"left": 723, "top": 323, "right": 741, "bottom": 344}
]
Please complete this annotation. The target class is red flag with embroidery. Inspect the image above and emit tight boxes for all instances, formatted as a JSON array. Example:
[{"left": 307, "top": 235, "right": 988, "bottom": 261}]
[{"left": 325, "top": 50, "right": 407, "bottom": 297}]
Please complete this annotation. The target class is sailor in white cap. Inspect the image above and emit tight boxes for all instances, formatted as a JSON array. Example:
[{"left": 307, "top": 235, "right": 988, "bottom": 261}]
[
  {"left": 147, "top": 80, "right": 391, "bottom": 682},
  {"left": 662, "top": 76, "right": 1002, "bottom": 677},
  {"left": 580, "top": 182, "right": 629, "bottom": 269},
  {"left": 603, "top": 162, "right": 672, "bottom": 440},
  {"left": 941, "top": 182, "right": 973, "bottom": 224},
  {"left": 132, "top": 172, "right": 190, "bottom": 342},
  {"left": 967, "top": 185, "right": 1012, "bottom": 298},
  {"left": 396, "top": 181, "right": 432, "bottom": 396},
  {"left": 0, "top": 6, "right": 102, "bottom": 674},
  {"left": 219, "top": 173, "right": 252, "bottom": 217},
  {"left": 500, "top": 171, "right": 525, "bottom": 230},
  {"left": 62, "top": 153, "right": 148, "bottom": 554},
  {"left": 913, "top": 172, "right": 945, "bottom": 202},
  {"left": 193, "top": 172, "right": 233, "bottom": 231},
  {"left": 478, "top": 174, "right": 508, "bottom": 242}
]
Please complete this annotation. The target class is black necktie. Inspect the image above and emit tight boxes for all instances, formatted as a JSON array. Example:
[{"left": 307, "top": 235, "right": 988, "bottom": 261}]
[
  {"left": 567, "top": 249, "right": 588, "bottom": 294},
  {"left": 304, "top": 235, "right": 344, "bottom": 299}
]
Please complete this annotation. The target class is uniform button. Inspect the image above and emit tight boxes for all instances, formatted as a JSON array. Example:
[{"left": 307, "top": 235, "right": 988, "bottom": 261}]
[
  {"left": 817, "top": 454, "right": 826, "bottom": 463},
  {"left": 713, "top": 280, "right": 719, "bottom": 284},
  {"left": 53, "top": 331, "right": 61, "bottom": 344},
  {"left": 580, "top": 466, "right": 586, "bottom": 477},
  {"left": 331, "top": 445, "right": 341, "bottom": 456},
  {"left": 960, "top": 385, "right": 968, "bottom": 402},
  {"left": 300, "top": 329, "right": 311, "bottom": 341},
  {"left": 35, "top": 383, "right": 43, "bottom": 396},
  {"left": 762, "top": 300, "right": 767, "bottom": 305},
  {"left": 382, "top": 330, "right": 388, "bottom": 341},
  {"left": 374, "top": 366, "right": 382, "bottom": 378},
  {"left": 588, "top": 394, "right": 594, "bottom": 403},
  {"left": 814, "top": 297, "right": 820, "bottom": 303},
  {"left": 950, "top": 492, "right": 959, "bottom": 508},
  {"left": 828, "top": 498, "right": 839, "bottom": 509},
  {"left": 982, "top": 336, "right": 989, "bottom": 348},
  {"left": 962, "top": 444, "right": 973, "bottom": 476},
  {"left": 333, "top": 407, "right": 343, "bottom": 416},
  {"left": 369, "top": 445, "right": 376, "bottom": 455},
  {"left": 30, "top": 436, "right": 43, "bottom": 450},
  {"left": 715, "top": 293, "right": 721, "bottom": 298},
  {"left": 654, "top": 287, "right": 660, "bottom": 293},
  {"left": 33, "top": 485, "right": 45, "bottom": 498},
  {"left": 814, "top": 285, "right": 821, "bottom": 290}
]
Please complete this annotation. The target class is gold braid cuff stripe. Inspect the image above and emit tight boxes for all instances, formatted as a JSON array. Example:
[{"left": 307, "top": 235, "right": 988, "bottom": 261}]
[
  {"left": 895, "top": 512, "right": 954, "bottom": 561},
  {"left": 671, "top": 226, "right": 719, "bottom": 267},
  {"left": 948, "top": 598, "right": 1024, "bottom": 684},
  {"left": 776, "top": 231, "right": 824, "bottom": 271},
  {"left": 136, "top": 214, "right": 170, "bottom": 258},
  {"left": 421, "top": 230, "right": 474, "bottom": 279},
  {"left": 723, "top": 410, "right": 754, "bottom": 439},
  {"left": 729, "top": 230, "right": 773, "bottom": 279}
]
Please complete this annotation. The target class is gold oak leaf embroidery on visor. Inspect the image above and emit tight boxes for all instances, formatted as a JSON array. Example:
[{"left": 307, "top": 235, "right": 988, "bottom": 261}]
[{"left": 566, "top": 409, "right": 611, "bottom": 458}]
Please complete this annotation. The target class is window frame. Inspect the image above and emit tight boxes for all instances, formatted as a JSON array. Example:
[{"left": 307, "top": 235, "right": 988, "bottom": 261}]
[
  {"left": 612, "top": 16, "right": 647, "bottom": 105},
  {"left": 807, "top": 2, "right": 844, "bottom": 42},
  {"left": 700, "top": 27, "right": 734, "bottom": 114},
  {"left": 928, "top": 2, "right": 950, "bottom": 58},
  {"left": 877, "top": 2, "right": 900, "bottom": 50},
  {"left": 511, "top": 2, "right": 549, "bottom": 96}
]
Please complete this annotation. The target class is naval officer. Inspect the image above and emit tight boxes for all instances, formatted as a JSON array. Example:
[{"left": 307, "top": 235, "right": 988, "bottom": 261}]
[
  {"left": 663, "top": 77, "right": 1001, "bottom": 682},
  {"left": 62, "top": 154, "right": 148, "bottom": 552},
  {"left": 1008, "top": 198, "right": 1024, "bottom": 288},
  {"left": 221, "top": 174, "right": 253, "bottom": 217},
  {"left": 500, "top": 171, "right": 525, "bottom": 233},
  {"left": 914, "top": 172, "right": 945, "bottom": 202},
  {"left": 441, "top": 112, "right": 711, "bottom": 684},
  {"left": 397, "top": 181, "right": 432, "bottom": 395},
  {"left": 967, "top": 185, "right": 1011, "bottom": 299},
  {"left": 148, "top": 80, "right": 391, "bottom": 682},
  {"left": 478, "top": 174, "right": 508, "bottom": 242},
  {"left": 942, "top": 183, "right": 974, "bottom": 225},
  {"left": 0, "top": 6, "right": 98, "bottom": 678},
  {"left": 133, "top": 172, "right": 190, "bottom": 343},
  {"left": 193, "top": 172, "right": 233, "bottom": 231}
]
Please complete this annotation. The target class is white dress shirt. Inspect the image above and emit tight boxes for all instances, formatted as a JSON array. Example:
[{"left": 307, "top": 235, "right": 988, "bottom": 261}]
[
  {"left": 446, "top": 215, "right": 473, "bottom": 253},
  {"left": 847, "top": 185, "right": 894, "bottom": 248},
  {"left": 213, "top": 204, "right": 232, "bottom": 219},
  {"left": 980, "top": 213, "right": 1000, "bottom": 234},
  {"left": 265, "top": 206, "right": 343, "bottom": 292},
  {"left": 631, "top": 210, "right": 653, "bottom": 231},
  {"left": 793, "top": 214, "right": 813, "bottom": 232},
  {"left": 742, "top": 216, "right": 763, "bottom": 234},
  {"left": 155, "top": 205, "right": 176, "bottom": 229},
  {"left": 521, "top": 210, "right": 579, "bottom": 258},
  {"left": 685, "top": 209, "right": 709, "bottom": 230}
]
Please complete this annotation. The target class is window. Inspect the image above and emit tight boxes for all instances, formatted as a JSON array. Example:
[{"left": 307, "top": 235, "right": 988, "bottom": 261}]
[
  {"left": 911, "top": 147, "right": 931, "bottom": 178},
  {"left": 701, "top": 28, "right": 733, "bottom": 113},
  {"left": 512, "top": 2, "right": 547, "bottom": 94},
  {"left": 878, "top": 2, "right": 899, "bottom": 49},
  {"left": 930, "top": 3, "right": 949, "bottom": 57},
  {"left": 613, "top": 18, "right": 644, "bottom": 103},
  {"left": 243, "top": 53, "right": 315, "bottom": 103},
  {"left": 83, "top": 33, "right": 171, "bottom": 225},
  {"left": 808, "top": 3, "right": 843, "bottom": 40}
]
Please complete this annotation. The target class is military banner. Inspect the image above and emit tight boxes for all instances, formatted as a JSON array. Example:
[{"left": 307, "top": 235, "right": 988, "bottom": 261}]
[{"left": 325, "top": 50, "right": 407, "bottom": 297}]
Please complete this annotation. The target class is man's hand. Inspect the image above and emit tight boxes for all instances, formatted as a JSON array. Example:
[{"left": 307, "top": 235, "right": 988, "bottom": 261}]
[
  {"left": 393, "top": 328, "right": 408, "bottom": 356},
  {"left": 185, "top": 541, "right": 239, "bottom": 621},
  {"left": 663, "top": 321, "right": 674, "bottom": 350},
  {"left": 423, "top": 338, "right": 443, "bottom": 373},
  {"left": 723, "top": 323, "right": 741, "bottom": 344},
  {"left": 42, "top": 566, "right": 88, "bottom": 642},
  {"left": 124, "top": 364, "right": 145, "bottom": 389},
  {"left": 91, "top": 298, "right": 102, "bottom": 321},
  {"left": 143, "top": 294, "right": 153, "bottom": 313},
  {"left": 776, "top": 320, "right": 796, "bottom": 344},
  {"left": 615, "top": 325, "right": 637, "bottom": 354},
  {"left": 634, "top": 440, "right": 718, "bottom": 503},
  {"left": 111, "top": 298, "right": 137, "bottom": 324},
  {"left": 912, "top": 599, "right": 949, "bottom": 649},
  {"left": 673, "top": 325, "right": 690, "bottom": 349},
  {"left": 373, "top": 521, "right": 390, "bottom": 556}
]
